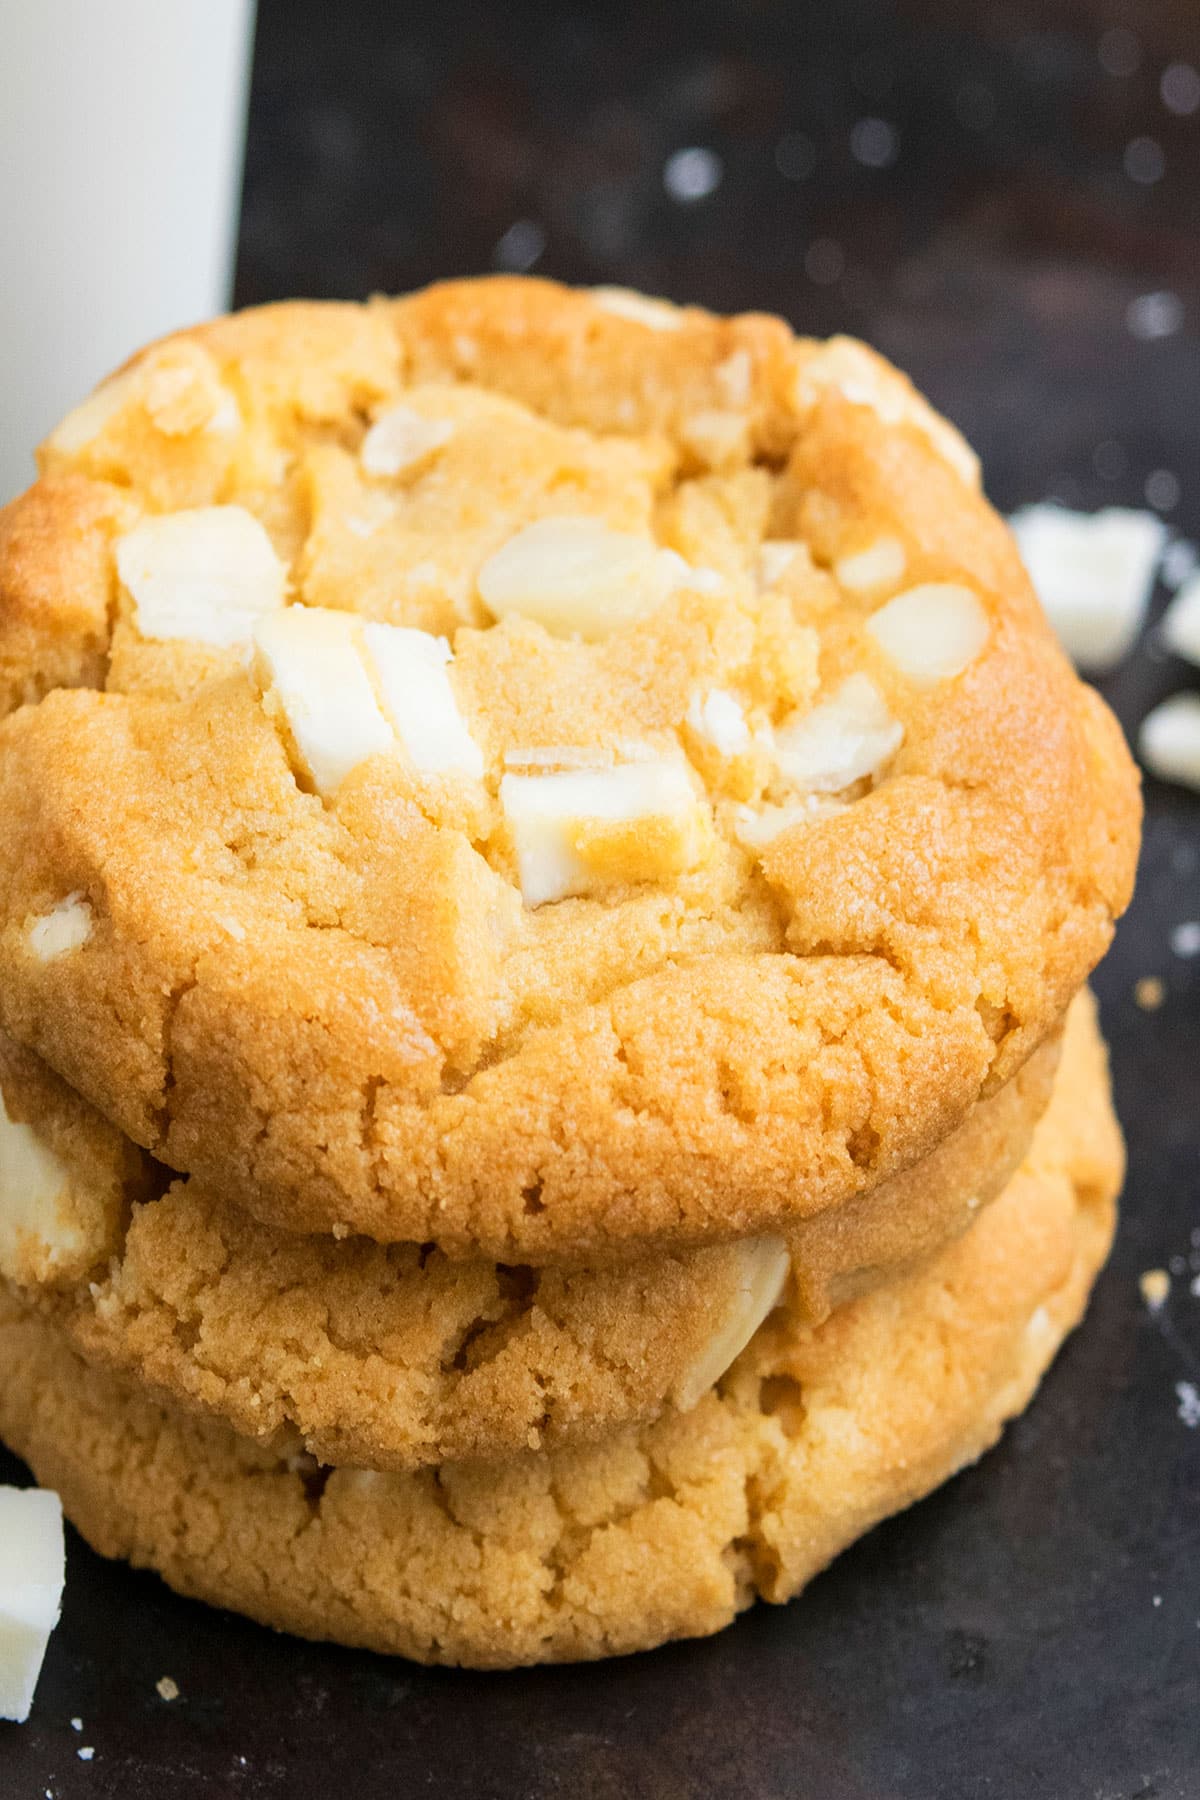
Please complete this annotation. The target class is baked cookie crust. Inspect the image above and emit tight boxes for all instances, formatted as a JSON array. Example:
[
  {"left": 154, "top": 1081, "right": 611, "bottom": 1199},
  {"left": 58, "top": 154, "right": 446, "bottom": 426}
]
[
  {"left": 0, "top": 279, "right": 1139, "bottom": 1257},
  {"left": 0, "top": 994, "right": 1121, "bottom": 1666},
  {"left": 1, "top": 1006, "right": 1065, "bottom": 1471}
]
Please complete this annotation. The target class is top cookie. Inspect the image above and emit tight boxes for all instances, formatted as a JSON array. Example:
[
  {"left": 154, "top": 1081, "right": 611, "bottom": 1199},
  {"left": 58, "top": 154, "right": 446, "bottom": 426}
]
[{"left": 0, "top": 277, "right": 1139, "bottom": 1260}]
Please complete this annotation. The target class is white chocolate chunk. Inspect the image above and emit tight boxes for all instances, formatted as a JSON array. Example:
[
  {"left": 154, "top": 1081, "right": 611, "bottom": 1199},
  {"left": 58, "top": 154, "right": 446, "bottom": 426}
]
[
  {"left": 672, "top": 1237, "right": 791, "bottom": 1410},
  {"left": 686, "top": 688, "right": 752, "bottom": 756},
  {"left": 360, "top": 406, "right": 455, "bottom": 478},
  {"left": 47, "top": 360, "right": 238, "bottom": 455},
  {"left": 776, "top": 674, "right": 903, "bottom": 793},
  {"left": 591, "top": 287, "right": 683, "bottom": 330},
  {"left": 733, "top": 797, "right": 841, "bottom": 850},
  {"left": 27, "top": 894, "right": 92, "bottom": 962},
  {"left": 1139, "top": 692, "right": 1200, "bottom": 791},
  {"left": 500, "top": 761, "right": 709, "bottom": 906},
  {"left": 0, "top": 1487, "right": 66, "bottom": 1723},
  {"left": 866, "top": 583, "right": 990, "bottom": 685},
  {"left": 503, "top": 745, "right": 616, "bottom": 771},
  {"left": 680, "top": 408, "right": 748, "bottom": 467},
  {"left": 1009, "top": 504, "right": 1166, "bottom": 672},
  {"left": 477, "top": 516, "right": 681, "bottom": 640},
  {"left": 0, "top": 1093, "right": 86, "bottom": 1288},
  {"left": 254, "top": 608, "right": 393, "bottom": 797},
  {"left": 117, "top": 507, "right": 287, "bottom": 649},
  {"left": 716, "top": 349, "right": 753, "bottom": 409},
  {"left": 757, "top": 540, "right": 799, "bottom": 589},
  {"left": 344, "top": 491, "right": 396, "bottom": 539},
  {"left": 361, "top": 623, "right": 483, "bottom": 780},
  {"left": 206, "top": 389, "right": 242, "bottom": 436},
  {"left": 45, "top": 369, "right": 139, "bottom": 455},
  {"left": 680, "top": 563, "right": 727, "bottom": 596},
  {"left": 1161, "top": 572, "right": 1200, "bottom": 667},
  {"left": 796, "top": 339, "right": 980, "bottom": 485},
  {"left": 835, "top": 536, "right": 907, "bottom": 593}
]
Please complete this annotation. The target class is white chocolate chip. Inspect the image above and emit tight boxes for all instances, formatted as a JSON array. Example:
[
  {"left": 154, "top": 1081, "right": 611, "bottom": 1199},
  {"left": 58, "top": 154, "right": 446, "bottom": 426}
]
[
  {"left": 360, "top": 406, "right": 455, "bottom": 478},
  {"left": 715, "top": 348, "right": 753, "bottom": 409},
  {"left": 254, "top": 608, "right": 393, "bottom": 797},
  {"left": 776, "top": 674, "right": 903, "bottom": 792},
  {"left": 680, "top": 408, "right": 749, "bottom": 468},
  {"left": 757, "top": 540, "right": 799, "bottom": 589},
  {"left": 343, "top": 491, "right": 397, "bottom": 540},
  {"left": 360, "top": 623, "right": 483, "bottom": 781},
  {"left": 500, "top": 761, "right": 709, "bottom": 906},
  {"left": 0, "top": 1486, "right": 65, "bottom": 1723},
  {"left": 27, "top": 894, "right": 93, "bottom": 962},
  {"left": 686, "top": 688, "right": 752, "bottom": 757},
  {"left": 866, "top": 583, "right": 990, "bottom": 685},
  {"left": 834, "top": 536, "right": 907, "bottom": 593},
  {"left": 1161, "top": 572, "right": 1200, "bottom": 667},
  {"left": 1009, "top": 504, "right": 1166, "bottom": 671},
  {"left": 478, "top": 516, "right": 681, "bottom": 640},
  {"left": 117, "top": 507, "right": 288, "bottom": 650},
  {"left": 46, "top": 358, "right": 238, "bottom": 455},
  {"left": 45, "top": 370, "right": 139, "bottom": 454},
  {"left": 591, "top": 287, "right": 684, "bottom": 331},
  {"left": 1139, "top": 691, "right": 1200, "bottom": 791},
  {"left": 682, "top": 564, "right": 727, "bottom": 596},
  {"left": 672, "top": 1237, "right": 791, "bottom": 1410},
  {"left": 206, "top": 389, "right": 242, "bottom": 436},
  {"left": 0, "top": 1092, "right": 82, "bottom": 1287},
  {"left": 733, "top": 797, "right": 837, "bottom": 849},
  {"left": 796, "top": 338, "right": 980, "bottom": 486},
  {"left": 503, "top": 745, "right": 617, "bottom": 771}
]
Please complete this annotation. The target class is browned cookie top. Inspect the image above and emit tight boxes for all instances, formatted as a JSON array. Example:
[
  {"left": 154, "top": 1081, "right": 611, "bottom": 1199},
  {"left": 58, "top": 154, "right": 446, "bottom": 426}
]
[{"left": 0, "top": 278, "right": 1138, "bottom": 1257}]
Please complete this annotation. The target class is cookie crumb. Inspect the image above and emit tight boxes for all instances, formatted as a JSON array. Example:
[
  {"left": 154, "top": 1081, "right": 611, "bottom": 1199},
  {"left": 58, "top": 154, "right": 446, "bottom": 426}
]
[
  {"left": 1134, "top": 976, "right": 1165, "bottom": 1011},
  {"left": 156, "top": 1676, "right": 179, "bottom": 1702},
  {"left": 1140, "top": 1269, "right": 1171, "bottom": 1311}
]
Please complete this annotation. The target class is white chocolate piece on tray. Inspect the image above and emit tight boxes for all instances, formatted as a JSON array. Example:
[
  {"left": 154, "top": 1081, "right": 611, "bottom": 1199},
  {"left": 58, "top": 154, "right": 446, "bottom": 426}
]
[
  {"left": 1160, "top": 573, "right": 1200, "bottom": 668},
  {"left": 1139, "top": 692, "right": 1200, "bottom": 792},
  {"left": 1010, "top": 504, "right": 1166, "bottom": 672},
  {"left": 0, "top": 1487, "right": 66, "bottom": 1723}
]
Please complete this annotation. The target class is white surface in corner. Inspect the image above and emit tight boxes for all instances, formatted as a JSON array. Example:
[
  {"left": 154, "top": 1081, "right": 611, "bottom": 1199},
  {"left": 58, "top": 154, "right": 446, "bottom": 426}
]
[{"left": 0, "top": 0, "right": 255, "bottom": 502}]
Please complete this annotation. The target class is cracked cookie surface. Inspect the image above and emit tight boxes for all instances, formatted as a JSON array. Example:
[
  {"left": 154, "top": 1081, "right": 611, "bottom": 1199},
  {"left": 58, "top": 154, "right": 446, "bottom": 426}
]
[
  {"left": 0, "top": 995, "right": 1121, "bottom": 1665},
  {"left": 0, "top": 1004, "right": 1067, "bottom": 1471},
  {"left": 0, "top": 278, "right": 1139, "bottom": 1257}
]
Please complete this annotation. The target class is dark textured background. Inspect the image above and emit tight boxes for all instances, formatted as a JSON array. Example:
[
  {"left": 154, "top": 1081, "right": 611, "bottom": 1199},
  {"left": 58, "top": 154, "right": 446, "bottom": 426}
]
[{"left": 4, "top": 1, "right": 1199, "bottom": 1794}]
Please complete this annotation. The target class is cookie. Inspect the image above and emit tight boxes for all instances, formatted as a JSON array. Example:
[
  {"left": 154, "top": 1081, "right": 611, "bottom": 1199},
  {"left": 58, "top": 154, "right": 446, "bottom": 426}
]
[
  {"left": 0, "top": 1002, "right": 1121, "bottom": 1666},
  {"left": 2, "top": 1008, "right": 1063, "bottom": 1471},
  {"left": 0, "top": 278, "right": 1139, "bottom": 1258}
]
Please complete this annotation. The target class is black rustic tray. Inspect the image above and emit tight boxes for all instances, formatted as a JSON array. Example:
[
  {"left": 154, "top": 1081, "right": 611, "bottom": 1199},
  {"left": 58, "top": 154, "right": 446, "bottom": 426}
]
[{"left": 3, "top": 2, "right": 1198, "bottom": 1793}]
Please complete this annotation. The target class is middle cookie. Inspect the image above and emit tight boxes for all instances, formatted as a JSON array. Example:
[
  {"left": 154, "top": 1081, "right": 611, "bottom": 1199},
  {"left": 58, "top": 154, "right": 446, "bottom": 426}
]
[{"left": 1, "top": 1007, "right": 1066, "bottom": 1472}]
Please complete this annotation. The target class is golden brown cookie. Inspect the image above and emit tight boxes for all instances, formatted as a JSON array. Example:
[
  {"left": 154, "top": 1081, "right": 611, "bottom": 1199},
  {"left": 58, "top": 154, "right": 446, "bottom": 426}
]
[
  {"left": 0, "top": 1000, "right": 1121, "bottom": 1666},
  {"left": 2, "top": 1005, "right": 1064, "bottom": 1471},
  {"left": 0, "top": 279, "right": 1139, "bottom": 1258}
]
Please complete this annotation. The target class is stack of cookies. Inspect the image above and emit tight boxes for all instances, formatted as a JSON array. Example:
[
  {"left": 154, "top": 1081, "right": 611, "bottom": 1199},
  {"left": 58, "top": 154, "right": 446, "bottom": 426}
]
[{"left": 0, "top": 278, "right": 1139, "bottom": 1667}]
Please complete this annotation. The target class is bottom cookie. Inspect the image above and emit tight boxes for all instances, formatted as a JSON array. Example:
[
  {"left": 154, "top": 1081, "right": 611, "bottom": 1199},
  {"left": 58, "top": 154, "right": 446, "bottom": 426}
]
[{"left": 0, "top": 1008, "right": 1121, "bottom": 1668}]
